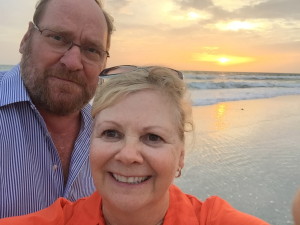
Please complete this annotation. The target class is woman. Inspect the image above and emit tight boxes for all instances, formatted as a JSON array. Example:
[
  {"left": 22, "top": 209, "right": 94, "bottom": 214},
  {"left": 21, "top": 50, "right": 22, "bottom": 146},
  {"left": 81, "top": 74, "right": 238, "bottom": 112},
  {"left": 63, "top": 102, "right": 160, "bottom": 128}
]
[{"left": 0, "top": 66, "right": 269, "bottom": 225}]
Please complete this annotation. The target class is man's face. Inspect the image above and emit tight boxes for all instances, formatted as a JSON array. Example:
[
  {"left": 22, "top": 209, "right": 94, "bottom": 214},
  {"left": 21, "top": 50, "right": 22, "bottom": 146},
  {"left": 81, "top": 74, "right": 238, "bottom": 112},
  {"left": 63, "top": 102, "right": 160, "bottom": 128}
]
[{"left": 19, "top": 0, "right": 109, "bottom": 115}]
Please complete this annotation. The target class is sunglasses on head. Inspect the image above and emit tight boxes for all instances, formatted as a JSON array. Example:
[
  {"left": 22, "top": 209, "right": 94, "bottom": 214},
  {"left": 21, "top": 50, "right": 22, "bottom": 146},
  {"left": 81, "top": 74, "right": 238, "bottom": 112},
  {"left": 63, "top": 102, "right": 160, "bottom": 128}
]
[{"left": 99, "top": 65, "right": 183, "bottom": 84}]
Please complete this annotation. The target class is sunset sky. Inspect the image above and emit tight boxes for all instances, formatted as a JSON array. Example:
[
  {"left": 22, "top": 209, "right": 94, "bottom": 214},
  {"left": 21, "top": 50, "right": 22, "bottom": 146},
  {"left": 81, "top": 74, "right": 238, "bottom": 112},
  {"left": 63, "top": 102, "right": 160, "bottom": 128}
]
[{"left": 1, "top": 0, "right": 299, "bottom": 73}]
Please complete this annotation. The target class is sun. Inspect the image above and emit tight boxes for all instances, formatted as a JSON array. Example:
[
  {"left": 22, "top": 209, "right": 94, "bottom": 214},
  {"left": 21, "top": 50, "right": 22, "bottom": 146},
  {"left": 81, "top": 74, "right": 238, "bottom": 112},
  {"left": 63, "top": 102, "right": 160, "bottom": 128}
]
[
  {"left": 218, "top": 57, "right": 230, "bottom": 64},
  {"left": 193, "top": 52, "right": 256, "bottom": 66}
]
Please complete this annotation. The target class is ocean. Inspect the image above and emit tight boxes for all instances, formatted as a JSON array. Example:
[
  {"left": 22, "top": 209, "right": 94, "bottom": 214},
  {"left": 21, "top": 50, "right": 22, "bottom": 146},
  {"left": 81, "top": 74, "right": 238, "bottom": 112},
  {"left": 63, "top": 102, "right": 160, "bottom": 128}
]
[
  {"left": 184, "top": 70, "right": 300, "bottom": 106},
  {"left": 2, "top": 64, "right": 300, "bottom": 106}
]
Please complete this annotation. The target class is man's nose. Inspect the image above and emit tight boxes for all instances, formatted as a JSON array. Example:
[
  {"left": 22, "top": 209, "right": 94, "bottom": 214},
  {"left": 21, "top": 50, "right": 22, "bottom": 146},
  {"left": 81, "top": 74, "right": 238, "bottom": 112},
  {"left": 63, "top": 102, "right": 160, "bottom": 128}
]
[{"left": 60, "top": 44, "right": 84, "bottom": 71}]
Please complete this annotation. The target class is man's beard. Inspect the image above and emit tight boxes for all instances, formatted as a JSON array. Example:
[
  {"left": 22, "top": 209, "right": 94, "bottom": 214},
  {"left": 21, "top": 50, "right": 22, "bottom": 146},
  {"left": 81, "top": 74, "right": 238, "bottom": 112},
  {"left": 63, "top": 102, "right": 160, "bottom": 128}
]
[{"left": 20, "top": 42, "right": 97, "bottom": 116}]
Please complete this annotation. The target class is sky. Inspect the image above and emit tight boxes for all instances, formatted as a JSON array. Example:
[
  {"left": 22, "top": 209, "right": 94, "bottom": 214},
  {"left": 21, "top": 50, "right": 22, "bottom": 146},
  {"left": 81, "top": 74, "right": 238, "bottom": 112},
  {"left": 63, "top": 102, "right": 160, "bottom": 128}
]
[{"left": 0, "top": 0, "right": 299, "bottom": 73}]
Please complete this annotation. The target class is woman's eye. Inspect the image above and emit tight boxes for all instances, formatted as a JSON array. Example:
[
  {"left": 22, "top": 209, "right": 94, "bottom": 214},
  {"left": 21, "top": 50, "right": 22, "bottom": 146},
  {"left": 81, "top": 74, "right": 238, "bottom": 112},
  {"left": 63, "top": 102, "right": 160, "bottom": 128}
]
[
  {"left": 148, "top": 134, "right": 161, "bottom": 142},
  {"left": 101, "top": 129, "right": 122, "bottom": 141},
  {"left": 142, "top": 133, "right": 164, "bottom": 146}
]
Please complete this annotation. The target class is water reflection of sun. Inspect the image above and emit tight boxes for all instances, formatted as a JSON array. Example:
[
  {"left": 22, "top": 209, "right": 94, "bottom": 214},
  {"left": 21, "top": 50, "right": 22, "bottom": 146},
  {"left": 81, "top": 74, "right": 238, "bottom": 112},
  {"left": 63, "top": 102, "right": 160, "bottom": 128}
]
[{"left": 214, "top": 103, "right": 228, "bottom": 130}]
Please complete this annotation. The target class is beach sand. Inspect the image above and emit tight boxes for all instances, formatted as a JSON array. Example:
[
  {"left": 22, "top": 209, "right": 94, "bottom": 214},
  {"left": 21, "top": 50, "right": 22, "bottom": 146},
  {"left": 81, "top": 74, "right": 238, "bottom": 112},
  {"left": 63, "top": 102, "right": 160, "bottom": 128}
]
[{"left": 175, "top": 95, "right": 300, "bottom": 225}]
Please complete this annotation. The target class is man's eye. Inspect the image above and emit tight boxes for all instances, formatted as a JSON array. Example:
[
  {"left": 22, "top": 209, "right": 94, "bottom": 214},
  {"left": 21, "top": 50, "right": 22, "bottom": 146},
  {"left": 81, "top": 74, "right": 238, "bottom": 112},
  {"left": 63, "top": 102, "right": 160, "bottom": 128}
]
[
  {"left": 86, "top": 47, "right": 100, "bottom": 54},
  {"left": 48, "top": 34, "right": 64, "bottom": 42}
]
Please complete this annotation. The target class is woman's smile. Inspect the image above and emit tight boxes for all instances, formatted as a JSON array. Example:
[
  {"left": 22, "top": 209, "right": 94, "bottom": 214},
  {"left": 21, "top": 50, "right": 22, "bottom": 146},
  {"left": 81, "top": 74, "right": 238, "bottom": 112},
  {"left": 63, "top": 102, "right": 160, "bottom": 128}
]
[{"left": 110, "top": 172, "right": 151, "bottom": 185}]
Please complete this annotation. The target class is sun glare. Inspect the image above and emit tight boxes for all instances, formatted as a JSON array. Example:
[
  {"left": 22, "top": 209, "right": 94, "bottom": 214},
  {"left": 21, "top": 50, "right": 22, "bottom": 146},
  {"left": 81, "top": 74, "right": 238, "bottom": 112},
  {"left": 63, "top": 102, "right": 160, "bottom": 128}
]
[
  {"left": 187, "top": 12, "right": 200, "bottom": 20},
  {"left": 193, "top": 53, "right": 255, "bottom": 66},
  {"left": 218, "top": 57, "right": 230, "bottom": 64},
  {"left": 216, "top": 21, "right": 257, "bottom": 31}
]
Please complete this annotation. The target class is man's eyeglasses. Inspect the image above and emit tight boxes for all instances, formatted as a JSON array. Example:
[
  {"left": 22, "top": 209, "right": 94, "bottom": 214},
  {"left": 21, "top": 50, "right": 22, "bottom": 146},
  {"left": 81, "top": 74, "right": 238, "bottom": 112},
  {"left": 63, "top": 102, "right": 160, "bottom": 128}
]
[
  {"left": 32, "top": 22, "right": 109, "bottom": 65},
  {"left": 99, "top": 65, "right": 183, "bottom": 84}
]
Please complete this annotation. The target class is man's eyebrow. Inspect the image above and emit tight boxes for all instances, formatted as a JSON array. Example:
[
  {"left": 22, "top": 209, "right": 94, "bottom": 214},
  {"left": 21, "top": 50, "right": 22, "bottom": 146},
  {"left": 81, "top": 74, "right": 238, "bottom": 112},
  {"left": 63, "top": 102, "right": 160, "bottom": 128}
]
[
  {"left": 82, "top": 39, "right": 106, "bottom": 50},
  {"left": 42, "top": 26, "right": 106, "bottom": 48},
  {"left": 40, "top": 25, "right": 75, "bottom": 37}
]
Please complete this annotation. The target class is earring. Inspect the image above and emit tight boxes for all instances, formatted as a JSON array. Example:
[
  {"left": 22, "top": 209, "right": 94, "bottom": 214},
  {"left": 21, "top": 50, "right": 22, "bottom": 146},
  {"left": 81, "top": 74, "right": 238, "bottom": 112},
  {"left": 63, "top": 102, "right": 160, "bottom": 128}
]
[{"left": 175, "top": 168, "right": 182, "bottom": 178}]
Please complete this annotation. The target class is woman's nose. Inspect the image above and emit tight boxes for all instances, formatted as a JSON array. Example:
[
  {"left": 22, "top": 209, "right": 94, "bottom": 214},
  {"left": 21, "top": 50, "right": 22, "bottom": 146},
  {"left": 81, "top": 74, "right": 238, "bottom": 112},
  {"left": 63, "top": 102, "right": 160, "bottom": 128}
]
[{"left": 114, "top": 138, "right": 144, "bottom": 165}]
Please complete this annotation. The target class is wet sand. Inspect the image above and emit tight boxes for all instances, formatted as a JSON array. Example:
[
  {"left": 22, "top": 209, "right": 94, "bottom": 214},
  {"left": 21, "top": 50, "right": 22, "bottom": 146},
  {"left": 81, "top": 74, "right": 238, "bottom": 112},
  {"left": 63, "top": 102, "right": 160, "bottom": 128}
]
[{"left": 175, "top": 95, "right": 300, "bottom": 225}]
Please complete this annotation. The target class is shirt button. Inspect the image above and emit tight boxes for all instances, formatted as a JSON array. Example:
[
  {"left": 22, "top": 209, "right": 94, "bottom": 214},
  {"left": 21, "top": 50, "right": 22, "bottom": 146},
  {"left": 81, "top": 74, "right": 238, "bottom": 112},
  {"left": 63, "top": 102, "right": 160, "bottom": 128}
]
[{"left": 53, "top": 165, "right": 58, "bottom": 171}]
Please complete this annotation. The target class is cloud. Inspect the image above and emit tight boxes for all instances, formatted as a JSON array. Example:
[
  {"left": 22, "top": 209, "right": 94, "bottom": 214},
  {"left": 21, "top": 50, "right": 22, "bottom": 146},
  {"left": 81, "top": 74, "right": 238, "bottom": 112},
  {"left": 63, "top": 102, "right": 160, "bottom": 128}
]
[
  {"left": 211, "top": 0, "right": 268, "bottom": 12},
  {"left": 105, "top": 0, "right": 132, "bottom": 13},
  {"left": 173, "top": 0, "right": 214, "bottom": 10},
  {"left": 213, "top": 21, "right": 259, "bottom": 31},
  {"left": 236, "top": 0, "right": 300, "bottom": 20},
  {"left": 172, "top": 0, "right": 300, "bottom": 20}
]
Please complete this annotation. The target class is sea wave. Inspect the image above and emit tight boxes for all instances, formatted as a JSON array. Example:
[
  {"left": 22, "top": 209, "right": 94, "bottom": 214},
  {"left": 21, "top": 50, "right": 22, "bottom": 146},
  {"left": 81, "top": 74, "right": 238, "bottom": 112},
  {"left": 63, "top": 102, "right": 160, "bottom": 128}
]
[
  {"left": 190, "top": 87, "right": 300, "bottom": 106},
  {"left": 187, "top": 80, "right": 300, "bottom": 90}
]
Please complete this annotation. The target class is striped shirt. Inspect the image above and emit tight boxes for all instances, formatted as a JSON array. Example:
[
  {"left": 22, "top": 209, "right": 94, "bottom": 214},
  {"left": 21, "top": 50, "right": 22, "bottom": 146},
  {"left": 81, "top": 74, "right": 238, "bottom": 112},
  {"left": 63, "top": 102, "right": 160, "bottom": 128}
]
[{"left": 0, "top": 65, "right": 95, "bottom": 218}]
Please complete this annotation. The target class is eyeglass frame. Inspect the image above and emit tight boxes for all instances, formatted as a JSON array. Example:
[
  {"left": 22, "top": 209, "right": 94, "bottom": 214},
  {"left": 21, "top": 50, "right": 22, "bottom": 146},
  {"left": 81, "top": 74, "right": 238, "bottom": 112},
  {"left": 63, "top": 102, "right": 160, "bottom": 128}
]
[
  {"left": 99, "top": 65, "right": 184, "bottom": 84},
  {"left": 31, "top": 22, "right": 110, "bottom": 65}
]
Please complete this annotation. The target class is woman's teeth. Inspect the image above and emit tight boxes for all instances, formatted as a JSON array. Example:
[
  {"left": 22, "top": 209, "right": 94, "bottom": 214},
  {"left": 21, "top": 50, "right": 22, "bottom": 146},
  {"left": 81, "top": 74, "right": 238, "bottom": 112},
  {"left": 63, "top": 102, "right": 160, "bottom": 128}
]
[{"left": 112, "top": 173, "right": 150, "bottom": 184}]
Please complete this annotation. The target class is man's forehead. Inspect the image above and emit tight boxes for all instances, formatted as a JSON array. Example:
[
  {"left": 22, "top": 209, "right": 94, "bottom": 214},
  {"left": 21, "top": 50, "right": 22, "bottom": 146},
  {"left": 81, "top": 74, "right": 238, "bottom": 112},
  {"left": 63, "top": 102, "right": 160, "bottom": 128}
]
[
  {"left": 39, "top": 0, "right": 107, "bottom": 41},
  {"left": 41, "top": 0, "right": 105, "bottom": 25}
]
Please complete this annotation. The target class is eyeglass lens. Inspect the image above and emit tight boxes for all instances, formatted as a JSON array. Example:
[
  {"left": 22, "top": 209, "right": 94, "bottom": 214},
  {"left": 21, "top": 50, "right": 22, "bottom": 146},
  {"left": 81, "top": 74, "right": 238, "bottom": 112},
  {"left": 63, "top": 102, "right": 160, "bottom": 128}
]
[{"left": 36, "top": 27, "right": 107, "bottom": 65}]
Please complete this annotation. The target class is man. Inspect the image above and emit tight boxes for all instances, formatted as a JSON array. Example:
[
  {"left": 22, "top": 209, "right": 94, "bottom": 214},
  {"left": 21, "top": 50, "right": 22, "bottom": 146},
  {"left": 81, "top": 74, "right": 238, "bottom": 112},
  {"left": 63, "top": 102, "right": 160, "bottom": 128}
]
[{"left": 0, "top": 0, "right": 114, "bottom": 218}]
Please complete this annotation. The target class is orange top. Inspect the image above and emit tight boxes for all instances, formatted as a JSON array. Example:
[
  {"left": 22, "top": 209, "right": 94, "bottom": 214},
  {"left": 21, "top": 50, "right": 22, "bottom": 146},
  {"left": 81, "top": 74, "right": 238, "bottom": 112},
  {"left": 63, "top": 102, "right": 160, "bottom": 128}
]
[{"left": 0, "top": 185, "right": 269, "bottom": 225}]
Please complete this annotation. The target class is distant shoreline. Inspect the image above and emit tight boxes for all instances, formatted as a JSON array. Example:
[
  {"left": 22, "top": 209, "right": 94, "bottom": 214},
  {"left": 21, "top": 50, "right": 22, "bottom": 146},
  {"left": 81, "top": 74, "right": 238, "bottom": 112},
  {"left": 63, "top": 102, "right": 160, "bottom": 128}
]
[{"left": 1, "top": 65, "right": 299, "bottom": 75}]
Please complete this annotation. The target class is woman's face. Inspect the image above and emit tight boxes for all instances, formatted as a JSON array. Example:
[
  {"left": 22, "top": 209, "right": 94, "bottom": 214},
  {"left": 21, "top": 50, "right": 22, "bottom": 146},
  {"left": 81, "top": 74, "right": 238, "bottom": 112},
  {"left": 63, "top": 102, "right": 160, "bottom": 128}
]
[{"left": 90, "top": 89, "right": 184, "bottom": 212}]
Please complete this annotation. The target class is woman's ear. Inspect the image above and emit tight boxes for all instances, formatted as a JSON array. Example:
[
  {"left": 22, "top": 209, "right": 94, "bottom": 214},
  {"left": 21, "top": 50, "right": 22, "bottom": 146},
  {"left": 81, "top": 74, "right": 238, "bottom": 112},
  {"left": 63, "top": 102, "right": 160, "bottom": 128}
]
[
  {"left": 20, "top": 22, "right": 34, "bottom": 54},
  {"left": 179, "top": 147, "right": 185, "bottom": 169}
]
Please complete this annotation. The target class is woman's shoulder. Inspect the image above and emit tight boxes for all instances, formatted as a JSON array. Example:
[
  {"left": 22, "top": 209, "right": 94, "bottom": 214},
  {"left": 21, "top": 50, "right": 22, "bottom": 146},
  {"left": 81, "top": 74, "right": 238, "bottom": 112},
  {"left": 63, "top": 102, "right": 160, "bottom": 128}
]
[
  {"left": 0, "top": 197, "right": 70, "bottom": 225},
  {"left": 0, "top": 192, "right": 101, "bottom": 225},
  {"left": 168, "top": 185, "right": 270, "bottom": 225}
]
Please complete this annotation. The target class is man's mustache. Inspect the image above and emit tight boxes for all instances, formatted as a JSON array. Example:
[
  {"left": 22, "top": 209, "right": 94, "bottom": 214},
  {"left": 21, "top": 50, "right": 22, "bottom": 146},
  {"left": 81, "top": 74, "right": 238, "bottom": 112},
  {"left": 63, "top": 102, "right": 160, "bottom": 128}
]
[{"left": 45, "top": 67, "right": 86, "bottom": 86}]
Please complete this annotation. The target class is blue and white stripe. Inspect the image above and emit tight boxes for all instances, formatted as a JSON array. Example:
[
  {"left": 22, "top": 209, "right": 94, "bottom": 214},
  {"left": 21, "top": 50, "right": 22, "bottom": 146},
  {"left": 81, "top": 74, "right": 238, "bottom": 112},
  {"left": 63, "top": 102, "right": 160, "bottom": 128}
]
[{"left": 0, "top": 65, "right": 95, "bottom": 218}]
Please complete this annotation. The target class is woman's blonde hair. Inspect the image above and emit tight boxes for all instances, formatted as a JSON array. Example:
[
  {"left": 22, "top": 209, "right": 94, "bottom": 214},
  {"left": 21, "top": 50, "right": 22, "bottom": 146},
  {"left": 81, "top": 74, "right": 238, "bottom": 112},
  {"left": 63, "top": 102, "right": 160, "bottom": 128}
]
[{"left": 92, "top": 67, "right": 193, "bottom": 140}]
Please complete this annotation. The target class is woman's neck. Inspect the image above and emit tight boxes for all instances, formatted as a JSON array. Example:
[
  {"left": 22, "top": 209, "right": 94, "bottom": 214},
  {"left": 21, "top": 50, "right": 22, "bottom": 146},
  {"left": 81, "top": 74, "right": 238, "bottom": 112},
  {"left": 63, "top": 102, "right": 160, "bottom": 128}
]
[
  {"left": 104, "top": 217, "right": 164, "bottom": 225},
  {"left": 102, "top": 195, "right": 169, "bottom": 225}
]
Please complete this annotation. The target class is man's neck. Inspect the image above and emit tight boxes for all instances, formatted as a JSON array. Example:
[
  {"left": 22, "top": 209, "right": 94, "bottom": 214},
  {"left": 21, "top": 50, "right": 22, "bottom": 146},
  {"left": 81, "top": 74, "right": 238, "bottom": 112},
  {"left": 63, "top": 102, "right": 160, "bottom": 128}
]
[
  {"left": 38, "top": 108, "right": 82, "bottom": 185},
  {"left": 38, "top": 108, "right": 81, "bottom": 133}
]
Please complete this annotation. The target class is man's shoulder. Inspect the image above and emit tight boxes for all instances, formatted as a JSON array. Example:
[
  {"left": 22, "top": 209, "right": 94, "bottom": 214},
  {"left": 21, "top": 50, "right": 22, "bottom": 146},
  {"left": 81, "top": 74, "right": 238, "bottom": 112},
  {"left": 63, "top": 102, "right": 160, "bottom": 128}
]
[
  {"left": 0, "top": 65, "right": 31, "bottom": 107},
  {"left": 0, "top": 65, "right": 20, "bottom": 80},
  {"left": 0, "top": 70, "right": 9, "bottom": 83},
  {"left": 0, "top": 70, "right": 7, "bottom": 78}
]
